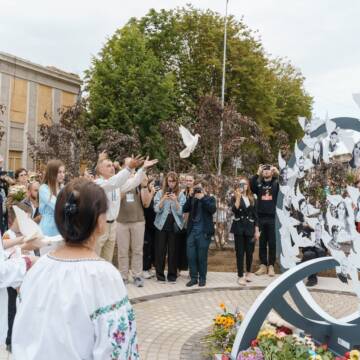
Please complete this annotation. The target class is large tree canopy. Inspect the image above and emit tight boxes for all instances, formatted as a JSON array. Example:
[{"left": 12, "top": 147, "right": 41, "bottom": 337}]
[
  {"left": 86, "top": 5, "right": 312, "bottom": 171},
  {"left": 85, "top": 25, "right": 176, "bottom": 160}
]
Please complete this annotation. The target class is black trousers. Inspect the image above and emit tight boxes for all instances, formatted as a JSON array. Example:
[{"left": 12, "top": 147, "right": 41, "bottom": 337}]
[
  {"left": 143, "top": 227, "right": 155, "bottom": 271},
  {"left": 155, "top": 230, "right": 177, "bottom": 281},
  {"left": 6, "top": 287, "right": 17, "bottom": 346},
  {"left": 302, "top": 247, "right": 326, "bottom": 280},
  {"left": 176, "top": 230, "right": 188, "bottom": 271},
  {"left": 234, "top": 234, "right": 254, "bottom": 277},
  {"left": 259, "top": 217, "right": 276, "bottom": 266}
]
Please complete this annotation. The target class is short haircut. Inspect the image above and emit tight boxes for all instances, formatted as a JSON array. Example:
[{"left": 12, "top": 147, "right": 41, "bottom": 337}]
[
  {"left": 28, "top": 181, "right": 40, "bottom": 191},
  {"left": 194, "top": 178, "right": 208, "bottom": 188},
  {"left": 96, "top": 158, "right": 111, "bottom": 176},
  {"left": 15, "top": 168, "right": 27, "bottom": 180},
  {"left": 55, "top": 179, "right": 108, "bottom": 244}
]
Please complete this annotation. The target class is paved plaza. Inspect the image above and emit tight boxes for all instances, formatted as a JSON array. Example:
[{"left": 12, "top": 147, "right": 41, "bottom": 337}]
[{"left": 1, "top": 272, "right": 358, "bottom": 360}]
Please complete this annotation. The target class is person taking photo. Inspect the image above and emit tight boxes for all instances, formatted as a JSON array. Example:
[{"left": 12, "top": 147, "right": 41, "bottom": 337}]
[
  {"left": 250, "top": 164, "right": 279, "bottom": 277},
  {"left": 183, "top": 179, "right": 216, "bottom": 287}
]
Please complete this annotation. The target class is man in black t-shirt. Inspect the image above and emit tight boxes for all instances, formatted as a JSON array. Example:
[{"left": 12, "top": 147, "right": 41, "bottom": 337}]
[{"left": 250, "top": 164, "right": 279, "bottom": 276}]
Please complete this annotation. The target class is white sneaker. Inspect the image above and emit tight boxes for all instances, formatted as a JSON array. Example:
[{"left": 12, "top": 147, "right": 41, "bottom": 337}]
[
  {"left": 237, "top": 277, "right": 247, "bottom": 286},
  {"left": 143, "top": 270, "right": 154, "bottom": 279}
]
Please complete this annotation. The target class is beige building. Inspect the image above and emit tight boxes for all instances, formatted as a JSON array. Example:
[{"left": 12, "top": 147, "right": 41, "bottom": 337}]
[{"left": 0, "top": 52, "right": 82, "bottom": 172}]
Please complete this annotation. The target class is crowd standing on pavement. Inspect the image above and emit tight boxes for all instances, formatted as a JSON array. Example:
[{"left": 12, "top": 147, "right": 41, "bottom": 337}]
[{"left": 1, "top": 153, "right": 359, "bottom": 359}]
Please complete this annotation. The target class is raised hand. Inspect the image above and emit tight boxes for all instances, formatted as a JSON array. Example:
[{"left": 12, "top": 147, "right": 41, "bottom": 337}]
[
  {"left": 128, "top": 155, "right": 144, "bottom": 169},
  {"left": 98, "top": 150, "right": 108, "bottom": 161},
  {"left": 143, "top": 156, "right": 158, "bottom": 169}
]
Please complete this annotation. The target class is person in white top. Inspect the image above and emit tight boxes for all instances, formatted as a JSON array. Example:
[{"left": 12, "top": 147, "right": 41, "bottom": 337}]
[
  {"left": 0, "top": 232, "right": 40, "bottom": 349},
  {"left": 95, "top": 154, "right": 158, "bottom": 262},
  {"left": 12, "top": 179, "right": 139, "bottom": 360}
]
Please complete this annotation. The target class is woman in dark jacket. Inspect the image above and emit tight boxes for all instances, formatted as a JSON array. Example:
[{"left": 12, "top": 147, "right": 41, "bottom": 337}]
[{"left": 231, "top": 177, "right": 260, "bottom": 286}]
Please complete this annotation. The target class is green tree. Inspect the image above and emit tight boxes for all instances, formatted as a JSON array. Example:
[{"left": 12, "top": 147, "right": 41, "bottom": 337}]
[
  {"left": 85, "top": 24, "right": 176, "bottom": 161},
  {"left": 134, "top": 6, "right": 312, "bottom": 139},
  {"left": 86, "top": 6, "right": 312, "bottom": 171}
]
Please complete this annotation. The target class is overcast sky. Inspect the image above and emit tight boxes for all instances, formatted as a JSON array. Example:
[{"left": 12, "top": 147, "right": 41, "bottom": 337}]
[{"left": 1, "top": 0, "right": 360, "bottom": 118}]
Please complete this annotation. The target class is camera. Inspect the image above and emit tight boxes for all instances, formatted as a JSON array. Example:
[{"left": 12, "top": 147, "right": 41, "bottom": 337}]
[
  {"left": 262, "top": 164, "right": 271, "bottom": 171},
  {"left": 166, "top": 187, "right": 173, "bottom": 194},
  {"left": 239, "top": 183, "right": 245, "bottom": 190},
  {"left": 193, "top": 187, "right": 202, "bottom": 194}
]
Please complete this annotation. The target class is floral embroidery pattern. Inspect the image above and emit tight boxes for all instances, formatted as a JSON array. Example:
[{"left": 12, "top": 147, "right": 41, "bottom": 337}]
[
  {"left": 90, "top": 296, "right": 139, "bottom": 360},
  {"left": 90, "top": 296, "right": 129, "bottom": 320}
]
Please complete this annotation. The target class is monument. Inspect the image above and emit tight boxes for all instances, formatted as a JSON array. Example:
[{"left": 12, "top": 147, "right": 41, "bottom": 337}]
[{"left": 231, "top": 96, "right": 360, "bottom": 359}]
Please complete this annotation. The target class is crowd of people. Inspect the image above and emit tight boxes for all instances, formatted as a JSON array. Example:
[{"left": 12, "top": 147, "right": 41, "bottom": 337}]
[{"left": 0, "top": 152, "right": 314, "bottom": 359}]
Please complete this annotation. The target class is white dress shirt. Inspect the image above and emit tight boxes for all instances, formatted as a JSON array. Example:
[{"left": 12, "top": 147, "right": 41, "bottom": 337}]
[{"left": 96, "top": 168, "right": 145, "bottom": 221}]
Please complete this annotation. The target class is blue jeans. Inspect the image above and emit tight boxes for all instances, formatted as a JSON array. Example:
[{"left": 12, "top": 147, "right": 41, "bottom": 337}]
[{"left": 187, "top": 227, "right": 211, "bottom": 282}]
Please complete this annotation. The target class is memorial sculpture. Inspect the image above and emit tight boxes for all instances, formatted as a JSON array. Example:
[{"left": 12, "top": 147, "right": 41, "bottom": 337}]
[{"left": 231, "top": 96, "right": 360, "bottom": 359}]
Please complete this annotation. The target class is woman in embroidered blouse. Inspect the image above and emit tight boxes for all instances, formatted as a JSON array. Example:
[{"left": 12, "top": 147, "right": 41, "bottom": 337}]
[
  {"left": 153, "top": 171, "right": 186, "bottom": 283},
  {"left": 230, "top": 177, "right": 260, "bottom": 286},
  {"left": 12, "top": 179, "right": 139, "bottom": 360},
  {"left": 39, "top": 159, "right": 65, "bottom": 237}
]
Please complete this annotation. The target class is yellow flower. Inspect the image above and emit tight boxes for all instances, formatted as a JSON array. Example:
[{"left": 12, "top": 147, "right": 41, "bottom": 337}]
[
  {"left": 219, "top": 303, "right": 226, "bottom": 310},
  {"left": 350, "top": 350, "right": 360, "bottom": 360},
  {"left": 314, "top": 355, "right": 322, "bottom": 360}
]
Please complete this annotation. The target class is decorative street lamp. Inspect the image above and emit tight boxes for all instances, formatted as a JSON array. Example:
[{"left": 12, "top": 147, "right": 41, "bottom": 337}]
[{"left": 217, "top": 0, "right": 229, "bottom": 176}]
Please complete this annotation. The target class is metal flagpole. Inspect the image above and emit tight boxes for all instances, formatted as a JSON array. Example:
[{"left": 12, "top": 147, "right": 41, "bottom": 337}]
[{"left": 217, "top": 0, "right": 229, "bottom": 176}]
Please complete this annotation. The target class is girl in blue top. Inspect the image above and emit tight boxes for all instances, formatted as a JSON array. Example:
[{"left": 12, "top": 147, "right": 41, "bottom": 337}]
[{"left": 39, "top": 160, "right": 65, "bottom": 238}]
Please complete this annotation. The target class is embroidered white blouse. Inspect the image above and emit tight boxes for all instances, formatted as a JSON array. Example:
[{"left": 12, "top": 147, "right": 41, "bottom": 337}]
[
  {"left": 12, "top": 254, "right": 139, "bottom": 360},
  {"left": 0, "top": 239, "right": 26, "bottom": 344}
]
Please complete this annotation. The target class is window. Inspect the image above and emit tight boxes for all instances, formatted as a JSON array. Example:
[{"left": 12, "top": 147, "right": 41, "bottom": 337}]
[{"left": 8, "top": 150, "right": 23, "bottom": 172}]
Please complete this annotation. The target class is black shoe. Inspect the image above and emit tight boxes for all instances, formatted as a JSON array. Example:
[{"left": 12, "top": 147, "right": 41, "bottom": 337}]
[
  {"left": 157, "top": 275, "right": 166, "bottom": 283},
  {"left": 186, "top": 279, "right": 198, "bottom": 287},
  {"left": 199, "top": 280, "right": 206, "bottom": 287},
  {"left": 305, "top": 277, "right": 318, "bottom": 287},
  {"left": 167, "top": 277, "right": 177, "bottom": 284},
  {"left": 6, "top": 344, "right": 11, "bottom": 353},
  {"left": 337, "top": 272, "right": 348, "bottom": 284}
]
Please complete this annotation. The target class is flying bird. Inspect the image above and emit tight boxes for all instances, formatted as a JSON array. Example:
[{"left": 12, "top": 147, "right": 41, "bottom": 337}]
[
  {"left": 179, "top": 125, "right": 200, "bottom": 158},
  {"left": 13, "top": 206, "right": 63, "bottom": 243}
]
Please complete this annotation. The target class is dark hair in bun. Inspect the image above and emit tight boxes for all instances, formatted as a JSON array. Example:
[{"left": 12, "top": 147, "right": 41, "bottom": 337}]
[{"left": 55, "top": 179, "right": 108, "bottom": 244}]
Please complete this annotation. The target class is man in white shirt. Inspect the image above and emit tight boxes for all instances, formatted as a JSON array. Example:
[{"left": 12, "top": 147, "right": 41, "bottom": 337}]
[{"left": 95, "top": 156, "right": 157, "bottom": 262}]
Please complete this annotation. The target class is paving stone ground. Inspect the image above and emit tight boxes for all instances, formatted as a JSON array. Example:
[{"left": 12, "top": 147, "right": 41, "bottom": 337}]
[{"left": 1, "top": 272, "right": 359, "bottom": 359}]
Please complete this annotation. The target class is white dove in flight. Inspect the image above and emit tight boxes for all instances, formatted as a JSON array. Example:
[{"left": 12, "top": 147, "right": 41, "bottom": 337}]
[{"left": 179, "top": 125, "right": 200, "bottom": 158}]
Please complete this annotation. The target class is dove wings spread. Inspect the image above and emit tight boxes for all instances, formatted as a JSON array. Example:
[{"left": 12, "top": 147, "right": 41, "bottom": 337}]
[{"left": 179, "top": 125, "right": 195, "bottom": 148}]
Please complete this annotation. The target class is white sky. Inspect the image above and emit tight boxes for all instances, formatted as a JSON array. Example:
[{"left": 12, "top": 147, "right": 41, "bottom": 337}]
[{"left": 1, "top": 0, "right": 360, "bottom": 119}]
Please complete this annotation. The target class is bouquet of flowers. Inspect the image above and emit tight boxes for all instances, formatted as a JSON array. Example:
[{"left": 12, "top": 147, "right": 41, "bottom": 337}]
[
  {"left": 206, "top": 305, "right": 359, "bottom": 360},
  {"left": 7, "top": 184, "right": 27, "bottom": 205},
  {"left": 204, "top": 303, "right": 243, "bottom": 356}
]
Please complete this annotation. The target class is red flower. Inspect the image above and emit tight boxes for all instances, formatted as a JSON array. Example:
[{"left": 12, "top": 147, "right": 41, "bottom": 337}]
[
  {"left": 221, "top": 355, "right": 230, "bottom": 360},
  {"left": 276, "top": 326, "right": 293, "bottom": 335},
  {"left": 251, "top": 339, "right": 259, "bottom": 348},
  {"left": 345, "top": 352, "right": 351, "bottom": 359}
]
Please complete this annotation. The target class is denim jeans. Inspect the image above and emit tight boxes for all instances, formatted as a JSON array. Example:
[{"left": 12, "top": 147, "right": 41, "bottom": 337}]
[{"left": 187, "top": 227, "right": 211, "bottom": 282}]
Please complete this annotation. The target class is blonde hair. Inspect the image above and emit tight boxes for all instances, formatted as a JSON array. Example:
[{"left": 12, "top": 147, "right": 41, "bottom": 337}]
[{"left": 236, "top": 176, "right": 255, "bottom": 206}]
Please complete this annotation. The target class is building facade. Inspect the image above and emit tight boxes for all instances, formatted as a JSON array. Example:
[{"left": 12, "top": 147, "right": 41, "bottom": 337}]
[{"left": 0, "top": 52, "right": 82, "bottom": 171}]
